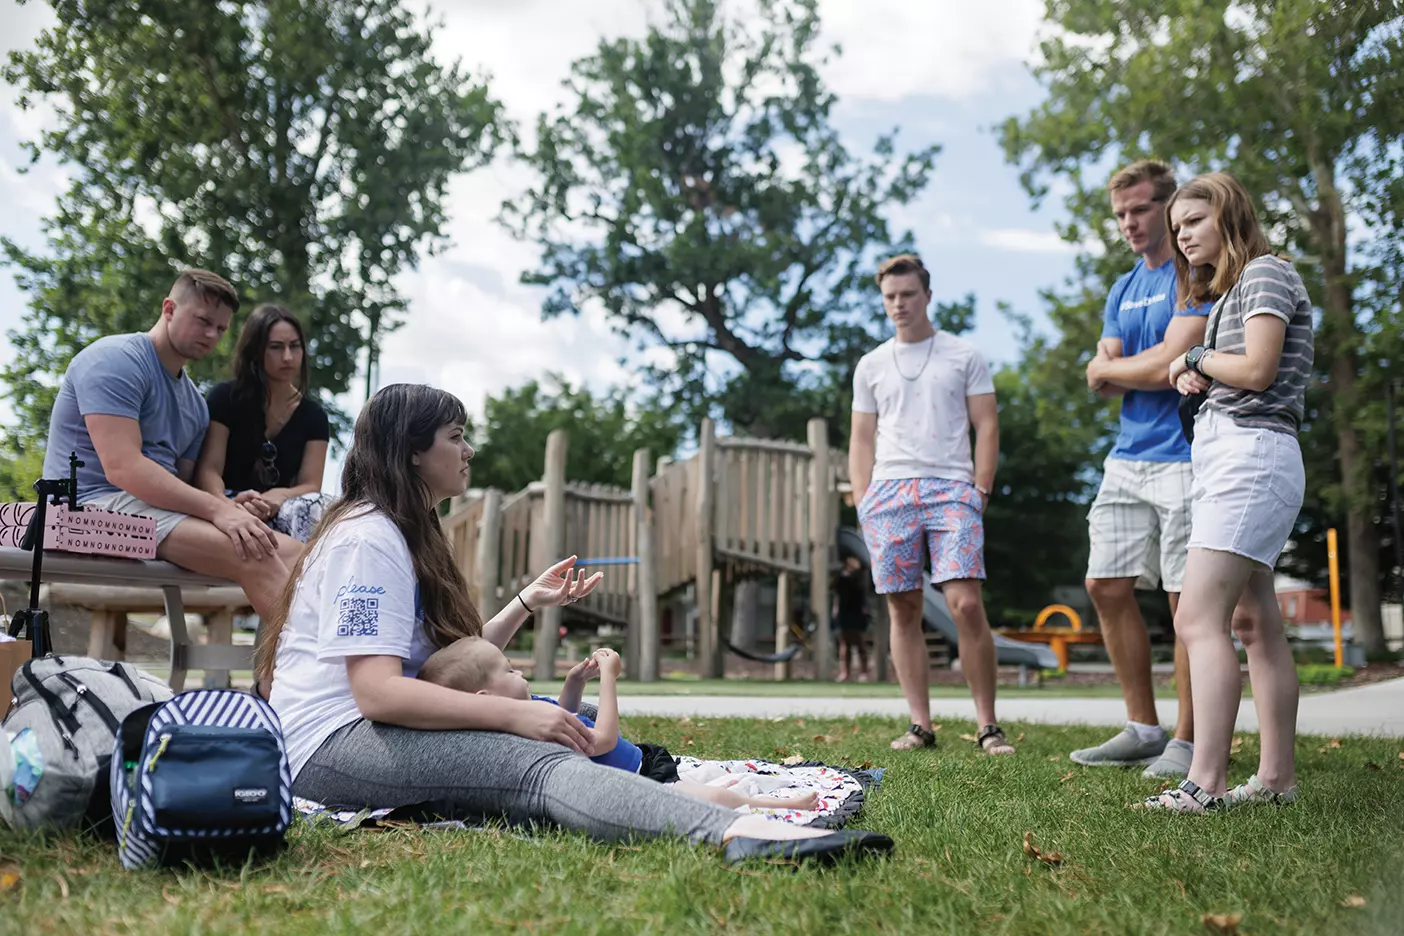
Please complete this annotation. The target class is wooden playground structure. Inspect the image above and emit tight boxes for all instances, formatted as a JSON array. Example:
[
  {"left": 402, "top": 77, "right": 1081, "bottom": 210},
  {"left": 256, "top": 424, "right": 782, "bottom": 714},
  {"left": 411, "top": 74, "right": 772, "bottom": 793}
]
[{"left": 441, "top": 418, "right": 848, "bottom": 682}]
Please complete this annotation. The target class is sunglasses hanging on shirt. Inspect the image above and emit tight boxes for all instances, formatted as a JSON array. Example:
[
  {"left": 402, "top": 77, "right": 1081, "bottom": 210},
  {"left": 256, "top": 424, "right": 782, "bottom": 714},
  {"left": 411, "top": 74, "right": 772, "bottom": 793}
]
[{"left": 254, "top": 439, "right": 280, "bottom": 487}]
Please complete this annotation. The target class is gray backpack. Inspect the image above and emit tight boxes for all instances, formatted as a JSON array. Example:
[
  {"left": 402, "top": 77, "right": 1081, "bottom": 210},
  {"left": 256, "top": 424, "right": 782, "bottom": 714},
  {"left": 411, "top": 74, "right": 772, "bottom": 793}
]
[{"left": 1, "top": 655, "right": 172, "bottom": 833}]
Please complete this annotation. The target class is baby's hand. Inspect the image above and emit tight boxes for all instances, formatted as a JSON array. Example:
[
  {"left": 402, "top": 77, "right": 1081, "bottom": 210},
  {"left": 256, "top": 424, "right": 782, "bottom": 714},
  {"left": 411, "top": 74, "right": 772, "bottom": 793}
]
[
  {"left": 565, "top": 656, "right": 600, "bottom": 684},
  {"left": 592, "top": 647, "right": 623, "bottom": 678}
]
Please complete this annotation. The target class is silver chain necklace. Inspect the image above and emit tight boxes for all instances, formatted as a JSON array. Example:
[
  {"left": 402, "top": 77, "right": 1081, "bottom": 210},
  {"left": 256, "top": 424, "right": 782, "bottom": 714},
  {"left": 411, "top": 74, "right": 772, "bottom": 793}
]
[{"left": 891, "top": 334, "right": 936, "bottom": 381}]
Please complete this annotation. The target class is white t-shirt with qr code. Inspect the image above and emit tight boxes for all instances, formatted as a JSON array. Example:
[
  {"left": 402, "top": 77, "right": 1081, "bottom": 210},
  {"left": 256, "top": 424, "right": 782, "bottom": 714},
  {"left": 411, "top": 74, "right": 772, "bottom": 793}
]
[{"left": 270, "top": 509, "right": 434, "bottom": 779}]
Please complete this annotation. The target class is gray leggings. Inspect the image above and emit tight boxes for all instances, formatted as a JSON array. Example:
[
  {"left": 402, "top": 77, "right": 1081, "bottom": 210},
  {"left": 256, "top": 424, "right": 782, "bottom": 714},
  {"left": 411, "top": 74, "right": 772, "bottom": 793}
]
[{"left": 292, "top": 708, "right": 737, "bottom": 846}]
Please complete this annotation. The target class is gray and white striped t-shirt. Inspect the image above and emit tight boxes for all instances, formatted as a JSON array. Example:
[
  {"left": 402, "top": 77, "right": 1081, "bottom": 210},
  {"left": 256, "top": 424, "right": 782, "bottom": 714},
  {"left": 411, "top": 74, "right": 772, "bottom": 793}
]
[{"left": 1204, "top": 255, "right": 1314, "bottom": 434}]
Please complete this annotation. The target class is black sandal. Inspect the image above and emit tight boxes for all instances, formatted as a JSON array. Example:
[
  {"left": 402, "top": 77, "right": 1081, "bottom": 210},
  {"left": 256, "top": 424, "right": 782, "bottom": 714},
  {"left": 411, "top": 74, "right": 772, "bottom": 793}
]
[
  {"left": 975, "top": 724, "right": 1015, "bottom": 755},
  {"left": 891, "top": 723, "right": 937, "bottom": 750}
]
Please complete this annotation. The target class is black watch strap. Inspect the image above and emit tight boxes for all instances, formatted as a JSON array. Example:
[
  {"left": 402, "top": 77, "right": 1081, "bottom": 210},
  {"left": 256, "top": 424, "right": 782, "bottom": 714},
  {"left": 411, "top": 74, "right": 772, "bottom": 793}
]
[{"left": 1185, "top": 346, "right": 1208, "bottom": 376}]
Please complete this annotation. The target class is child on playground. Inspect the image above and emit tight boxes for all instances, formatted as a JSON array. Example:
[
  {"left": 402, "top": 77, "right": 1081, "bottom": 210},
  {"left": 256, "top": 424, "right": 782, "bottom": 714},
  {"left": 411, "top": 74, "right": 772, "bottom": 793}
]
[{"left": 418, "top": 638, "right": 820, "bottom": 813}]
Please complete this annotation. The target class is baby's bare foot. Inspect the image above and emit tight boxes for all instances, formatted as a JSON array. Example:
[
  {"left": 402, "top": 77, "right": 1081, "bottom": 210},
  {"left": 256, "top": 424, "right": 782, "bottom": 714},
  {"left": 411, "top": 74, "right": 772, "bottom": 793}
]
[{"left": 747, "top": 790, "right": 821, "bottom": 810}]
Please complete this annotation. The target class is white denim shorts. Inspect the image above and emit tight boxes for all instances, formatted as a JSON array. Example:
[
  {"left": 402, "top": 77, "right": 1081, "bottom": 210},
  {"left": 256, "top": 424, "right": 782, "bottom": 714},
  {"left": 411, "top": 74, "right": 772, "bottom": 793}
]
[{"left": 1188, "top": 408, "right": 1304, "bottom": 568}]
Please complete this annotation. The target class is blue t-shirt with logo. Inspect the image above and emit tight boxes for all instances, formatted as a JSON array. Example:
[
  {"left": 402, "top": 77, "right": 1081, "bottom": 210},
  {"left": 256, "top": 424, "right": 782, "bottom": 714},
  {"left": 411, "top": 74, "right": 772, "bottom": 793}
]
[
  {"left": 43, "top": 333, "right": 210, "bottom": 500},
  {"left": 533, "top": 695, "right": 643, "bottom": 773},
  {"left": 1101, "top": 260, "right": 1209, "bottom": 462}
]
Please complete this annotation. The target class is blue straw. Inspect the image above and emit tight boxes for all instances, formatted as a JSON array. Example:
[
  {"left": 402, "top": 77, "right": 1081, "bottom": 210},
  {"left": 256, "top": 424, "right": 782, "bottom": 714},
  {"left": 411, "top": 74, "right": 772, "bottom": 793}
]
[{"left": 573, "top": 557, "right": 639, "bottom": 567}]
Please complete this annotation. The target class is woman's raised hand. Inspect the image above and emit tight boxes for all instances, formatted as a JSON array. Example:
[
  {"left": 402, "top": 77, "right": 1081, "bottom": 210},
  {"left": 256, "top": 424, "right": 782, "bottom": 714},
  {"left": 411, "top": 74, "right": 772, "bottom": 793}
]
[{"left": 520, "top": 556, "right": 604, "bottom": 612}]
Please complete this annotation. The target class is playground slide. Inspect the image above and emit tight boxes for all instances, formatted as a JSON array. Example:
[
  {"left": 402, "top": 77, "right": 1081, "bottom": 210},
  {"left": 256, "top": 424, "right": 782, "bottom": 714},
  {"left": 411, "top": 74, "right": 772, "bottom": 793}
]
[{"left": 836, "top": 527, "right": 1060, "bottom": 671}]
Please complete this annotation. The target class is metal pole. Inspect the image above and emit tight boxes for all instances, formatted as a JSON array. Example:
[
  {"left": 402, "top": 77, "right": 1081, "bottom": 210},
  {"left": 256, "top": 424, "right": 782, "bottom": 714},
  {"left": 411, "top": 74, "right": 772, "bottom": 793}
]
[
  {"left": 1385, "top": 380, "right": 1404, "bottom": 601},
  {"left": 1328, "top": 527, "right": 1343, "bottom": 668}
]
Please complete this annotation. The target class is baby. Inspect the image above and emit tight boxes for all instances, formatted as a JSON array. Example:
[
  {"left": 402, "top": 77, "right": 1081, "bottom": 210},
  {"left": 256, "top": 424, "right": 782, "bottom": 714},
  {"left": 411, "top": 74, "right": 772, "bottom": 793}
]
[{"left": 418, "top": 637, "right": 819, "bottom": 812}]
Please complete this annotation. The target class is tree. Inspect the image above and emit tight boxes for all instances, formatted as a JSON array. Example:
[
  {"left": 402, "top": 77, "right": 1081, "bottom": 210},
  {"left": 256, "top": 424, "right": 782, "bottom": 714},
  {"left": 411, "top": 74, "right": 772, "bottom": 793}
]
[
  {"left": 983, "top": 368, "right": 1096, "bottom": 628},
  {"left": 0, "top": 447, "right": 47, "bottom": 504},
  {"left": 466, "top": 377, "right": 687, "bottom": 494},
  {"left": 2, "top": 0, "right": 507, "bottom": 456},
  {"left": 503, "top": 0, "right": 949, "bottom": 441},
  {"left": 1001, "top": 0, "right": 1404, "bottom": 652}
]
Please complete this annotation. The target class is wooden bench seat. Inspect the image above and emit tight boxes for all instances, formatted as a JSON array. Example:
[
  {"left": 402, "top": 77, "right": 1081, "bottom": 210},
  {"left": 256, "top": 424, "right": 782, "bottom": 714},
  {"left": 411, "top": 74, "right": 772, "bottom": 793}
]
[{"left": 0, "top": 546, "right": 253, "bottom": 691}]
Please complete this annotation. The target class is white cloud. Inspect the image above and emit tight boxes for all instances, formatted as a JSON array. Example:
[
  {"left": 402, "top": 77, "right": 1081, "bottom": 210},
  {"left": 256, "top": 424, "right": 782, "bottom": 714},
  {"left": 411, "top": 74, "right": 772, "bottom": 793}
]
[
  {"left": 416, "top": 0, "right": 653, "bottom": 124},
  {"left": 374, "top": 255, "right": 631, "bottom": 422},
  {"left": 817, "top": 0, "right": 1045, "bottom": 101},
  {"left": 0, "top": 0, "right": 68, "bottom": 230},
  {"left": 0, "top": 151, "right": 58, "bottom": 220},
  {"left": 977, "top": 227, "right": 1086, "bottom": 254}
]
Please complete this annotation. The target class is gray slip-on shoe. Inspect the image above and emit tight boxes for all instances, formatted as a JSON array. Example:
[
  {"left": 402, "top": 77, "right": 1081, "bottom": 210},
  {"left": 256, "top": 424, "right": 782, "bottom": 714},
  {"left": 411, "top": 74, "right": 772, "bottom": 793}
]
[
  {"left": 1069, "top": 726, "right": 1168, "bottom": 767},
  {"left": 1141, "top": 738, "right": 1194, "bottom": 778}
]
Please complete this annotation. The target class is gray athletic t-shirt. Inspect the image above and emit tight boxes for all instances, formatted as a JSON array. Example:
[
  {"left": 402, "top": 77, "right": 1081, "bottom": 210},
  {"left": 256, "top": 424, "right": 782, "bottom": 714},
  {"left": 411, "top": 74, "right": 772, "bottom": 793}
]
[
  {"left": 1204, "top": 256, "right": 1314, "bottom": 435},
  {"left": 42, "top": 333, "right": 210, "bottom": 501}
]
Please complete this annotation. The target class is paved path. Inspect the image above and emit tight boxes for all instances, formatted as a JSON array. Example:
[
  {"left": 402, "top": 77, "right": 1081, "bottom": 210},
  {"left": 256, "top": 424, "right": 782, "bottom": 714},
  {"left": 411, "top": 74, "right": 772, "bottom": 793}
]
[{"left": 618, "top": 677, "right": 1404, "bottom": 738}]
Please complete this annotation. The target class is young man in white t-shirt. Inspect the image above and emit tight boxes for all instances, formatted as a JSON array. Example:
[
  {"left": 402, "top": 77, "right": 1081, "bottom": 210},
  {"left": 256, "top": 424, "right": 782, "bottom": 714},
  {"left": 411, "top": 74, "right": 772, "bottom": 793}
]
[{"left": 849, "top": 254, "right": 1014, "bottom": 756}]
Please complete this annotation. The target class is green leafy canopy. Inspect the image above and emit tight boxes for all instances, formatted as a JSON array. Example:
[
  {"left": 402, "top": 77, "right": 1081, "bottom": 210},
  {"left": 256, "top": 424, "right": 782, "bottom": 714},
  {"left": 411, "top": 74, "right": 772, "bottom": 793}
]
[
  {"left": 1, "top": 0, "right": 510, "bottom": 475},
  {"left": 503, "top": 0, "right": 954, "bottom": 440},
  {"left": 1001, "top": 0, "right": 1404, "bottom": 647}
]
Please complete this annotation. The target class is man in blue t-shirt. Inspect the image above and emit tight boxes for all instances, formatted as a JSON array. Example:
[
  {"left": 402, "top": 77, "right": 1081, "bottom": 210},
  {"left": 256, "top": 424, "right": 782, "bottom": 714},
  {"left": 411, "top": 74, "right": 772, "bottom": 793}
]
[
  {"left": 42, "top": 269, "right": 304, "bottom": 691},
  {"left": 1073, "top": 161, "right": 1208, "bottom": 778}
]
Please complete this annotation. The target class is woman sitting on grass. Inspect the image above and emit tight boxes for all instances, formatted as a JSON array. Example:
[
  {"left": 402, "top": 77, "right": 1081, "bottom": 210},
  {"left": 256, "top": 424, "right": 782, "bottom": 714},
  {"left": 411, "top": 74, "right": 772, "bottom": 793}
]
[
  {"left": 196, "top": 304, "right": 333, "bottom": 542},
  {"left": 1148, "top": 172, "right": 1313, "bottom": 813},
  {"left": 263, "top": 383, "right": 891, "bottom": 864}
]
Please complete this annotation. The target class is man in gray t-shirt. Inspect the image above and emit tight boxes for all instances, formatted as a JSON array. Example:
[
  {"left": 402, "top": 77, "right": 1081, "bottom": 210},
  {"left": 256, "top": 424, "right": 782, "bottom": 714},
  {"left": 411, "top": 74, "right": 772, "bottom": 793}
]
[
  {"left": 43, "top": 333, "right": 210, "bottom": 504},
  {"left": 42, "top": 270, "right": 303, "bottom": 694}
]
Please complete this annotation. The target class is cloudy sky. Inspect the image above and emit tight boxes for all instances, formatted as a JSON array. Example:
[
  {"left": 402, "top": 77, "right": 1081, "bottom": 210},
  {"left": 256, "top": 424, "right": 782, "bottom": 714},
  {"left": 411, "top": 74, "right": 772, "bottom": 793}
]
[{"left": 0, "top": 0, "right": 1094, "bottom": 487}]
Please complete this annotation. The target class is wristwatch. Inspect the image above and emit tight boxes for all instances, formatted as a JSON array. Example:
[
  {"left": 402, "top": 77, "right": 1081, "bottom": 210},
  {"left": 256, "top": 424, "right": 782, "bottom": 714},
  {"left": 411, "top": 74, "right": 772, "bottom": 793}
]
[{"left": 1184, "top": 345, "right": 1210, "bottom": 376}]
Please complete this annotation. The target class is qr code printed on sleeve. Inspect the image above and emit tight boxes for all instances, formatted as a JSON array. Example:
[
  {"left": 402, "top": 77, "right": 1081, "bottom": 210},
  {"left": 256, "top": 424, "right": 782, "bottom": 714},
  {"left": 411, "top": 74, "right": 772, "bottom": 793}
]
[{"left": 337, "top": 597, "right": 380, "bottom": 637}]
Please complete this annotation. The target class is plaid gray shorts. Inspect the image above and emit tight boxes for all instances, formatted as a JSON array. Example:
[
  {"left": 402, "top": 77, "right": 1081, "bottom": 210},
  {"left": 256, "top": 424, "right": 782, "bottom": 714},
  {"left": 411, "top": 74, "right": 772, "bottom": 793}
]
[{"left": 1086, "top": 458, "right": 1193, "bottom": 592}]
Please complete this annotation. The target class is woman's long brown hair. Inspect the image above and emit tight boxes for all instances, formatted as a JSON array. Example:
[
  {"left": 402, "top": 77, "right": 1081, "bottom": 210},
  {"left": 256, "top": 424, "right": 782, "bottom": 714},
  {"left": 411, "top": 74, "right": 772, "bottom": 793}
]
[
  {"left": 254, "top": 384, "right": 483, "bottom": 687},
  {"left": 1167, "top": 171, "right": 1273, "bottom": 309},
  {"left": 230, "top": 304, "right": 310, "bottom": 404}
]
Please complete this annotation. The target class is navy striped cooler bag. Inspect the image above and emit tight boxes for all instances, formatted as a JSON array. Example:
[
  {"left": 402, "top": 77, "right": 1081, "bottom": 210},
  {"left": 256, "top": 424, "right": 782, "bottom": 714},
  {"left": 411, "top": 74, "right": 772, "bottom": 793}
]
[{"left": 112, "top": 689, "right": 292, "bottom": 869}]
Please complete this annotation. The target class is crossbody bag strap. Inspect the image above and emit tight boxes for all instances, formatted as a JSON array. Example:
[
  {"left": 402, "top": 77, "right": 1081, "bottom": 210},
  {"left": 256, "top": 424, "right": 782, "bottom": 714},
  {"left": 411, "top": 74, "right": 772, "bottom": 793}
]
[{"left": 1204, "top": 294, "right": 1226, "bottom": 351}]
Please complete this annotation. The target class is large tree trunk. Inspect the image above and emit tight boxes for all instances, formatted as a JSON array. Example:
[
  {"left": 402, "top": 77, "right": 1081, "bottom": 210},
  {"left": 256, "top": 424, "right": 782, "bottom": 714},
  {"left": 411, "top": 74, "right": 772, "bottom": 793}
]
[
  {"left": 1332, "top": 355, "right": 1386, "bottom": 653},
  {"left": 1318, "top": 169, "right": 1387, "bottom": 654}
]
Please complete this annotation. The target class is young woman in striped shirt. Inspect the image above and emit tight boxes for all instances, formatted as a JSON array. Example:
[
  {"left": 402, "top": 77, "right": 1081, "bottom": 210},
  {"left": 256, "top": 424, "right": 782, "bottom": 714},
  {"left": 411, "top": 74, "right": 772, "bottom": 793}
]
[{"left": 1147, "top": 172, "right": 1314, "bottom": 813}]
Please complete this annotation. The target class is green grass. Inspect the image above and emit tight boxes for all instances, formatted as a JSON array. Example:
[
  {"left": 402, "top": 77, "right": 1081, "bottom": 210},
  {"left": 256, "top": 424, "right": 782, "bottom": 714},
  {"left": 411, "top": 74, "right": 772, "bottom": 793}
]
[
  {"left": 1296, "top": 665, "right": 1355, "bottom": 687},
  {"left": 527, "top": 676, "right": 1150, "bottom": 699},
  {"left": 3, "top": 717, "right": 1402, "bottom": 935}
]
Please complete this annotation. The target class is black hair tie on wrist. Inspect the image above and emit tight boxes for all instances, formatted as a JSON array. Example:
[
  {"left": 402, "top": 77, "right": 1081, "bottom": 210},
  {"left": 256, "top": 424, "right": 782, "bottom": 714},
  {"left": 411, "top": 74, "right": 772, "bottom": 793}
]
[{"left": 516, "top": 594, "right": 533, "bottom": 614}]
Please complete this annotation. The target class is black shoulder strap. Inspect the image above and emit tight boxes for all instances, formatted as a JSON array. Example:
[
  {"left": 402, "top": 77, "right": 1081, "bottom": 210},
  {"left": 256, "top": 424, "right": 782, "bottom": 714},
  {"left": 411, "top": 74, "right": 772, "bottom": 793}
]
[{"left": 1205, "top": 295, "right": 1226, "bottom": 351}]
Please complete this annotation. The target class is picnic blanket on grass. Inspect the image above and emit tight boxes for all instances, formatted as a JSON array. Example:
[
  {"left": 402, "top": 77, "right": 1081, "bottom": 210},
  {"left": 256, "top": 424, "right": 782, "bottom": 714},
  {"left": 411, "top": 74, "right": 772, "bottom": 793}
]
[{"left": 294, "top": 757, "right": 882, "bottom": 832}]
